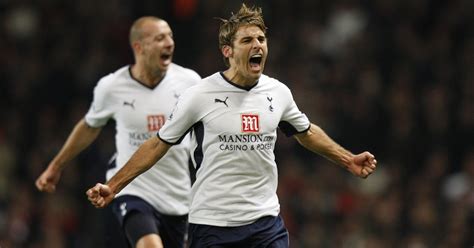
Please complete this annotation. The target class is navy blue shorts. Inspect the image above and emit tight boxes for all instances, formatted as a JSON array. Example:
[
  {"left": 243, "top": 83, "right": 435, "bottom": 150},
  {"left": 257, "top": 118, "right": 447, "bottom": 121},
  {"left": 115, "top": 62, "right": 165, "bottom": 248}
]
[
  {"left": 188, "top": 215, "right": 289, "bottom": 248},
  {"left": 111, "top": 195, "right": 188, "bottom": 248},
  {"left": 104, "top": 205, "right": 128, "bottom": 248}
]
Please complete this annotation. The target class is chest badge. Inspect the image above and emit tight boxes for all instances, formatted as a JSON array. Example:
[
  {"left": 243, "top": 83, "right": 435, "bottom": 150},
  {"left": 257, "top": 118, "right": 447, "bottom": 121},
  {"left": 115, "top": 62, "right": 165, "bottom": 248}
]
[
  {"left": 241, "top": 114, "right": 260, "bottom": 133},
  {"left": 147, "top": 115, "right": 165, "bottom": 131},
  {"left": 267, "top": 96, "right": 274, "bottom": 112}
]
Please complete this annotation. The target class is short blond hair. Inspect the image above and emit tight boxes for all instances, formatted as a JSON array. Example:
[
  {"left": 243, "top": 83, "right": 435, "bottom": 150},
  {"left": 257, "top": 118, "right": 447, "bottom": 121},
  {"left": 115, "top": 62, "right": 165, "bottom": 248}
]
[{"left": 218, "top": 4, "right": 267, "bottom": 66}]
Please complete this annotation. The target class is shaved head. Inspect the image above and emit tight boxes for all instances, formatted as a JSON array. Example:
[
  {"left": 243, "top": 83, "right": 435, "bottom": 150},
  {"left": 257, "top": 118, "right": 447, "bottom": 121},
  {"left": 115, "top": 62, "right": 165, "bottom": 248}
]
[{"left": 129, "top": 16, "right": 164, "bottom": 46}]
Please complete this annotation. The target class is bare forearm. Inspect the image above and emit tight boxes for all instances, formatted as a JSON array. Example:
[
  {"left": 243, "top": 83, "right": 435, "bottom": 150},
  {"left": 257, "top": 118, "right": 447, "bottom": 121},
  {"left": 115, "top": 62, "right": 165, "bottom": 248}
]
[
  {"left": 50, "top": 119, "right": 101, "bottom": 171},
  {"left": 295, "top": 123, "right": 353, "bottom": 168},
  {"left": 107, "top": 136, "right": 170, "bottom": 194}
]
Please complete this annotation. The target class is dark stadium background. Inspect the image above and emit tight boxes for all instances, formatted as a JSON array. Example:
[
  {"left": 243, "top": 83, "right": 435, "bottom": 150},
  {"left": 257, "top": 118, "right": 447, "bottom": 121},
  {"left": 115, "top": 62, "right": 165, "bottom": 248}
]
[{"left": 0, "top": 0, "right": 472, "bottom": 247}]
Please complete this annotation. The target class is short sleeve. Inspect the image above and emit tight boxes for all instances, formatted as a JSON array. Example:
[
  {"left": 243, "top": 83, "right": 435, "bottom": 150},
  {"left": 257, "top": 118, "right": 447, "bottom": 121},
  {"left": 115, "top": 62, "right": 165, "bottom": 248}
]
[
  {"left": 278, "top": 87, "right": 310, "bottom": 137},
  {"left": 84, "top": 78, "right": 115, "bottom": 127},
  {"left": 158, "top": 87, "right": 200, "bottom": 144}
]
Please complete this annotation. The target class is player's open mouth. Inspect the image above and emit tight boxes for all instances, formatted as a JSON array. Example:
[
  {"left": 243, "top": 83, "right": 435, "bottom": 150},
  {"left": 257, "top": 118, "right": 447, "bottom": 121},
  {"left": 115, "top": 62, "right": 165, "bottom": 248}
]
[
  {"left": 161, "top": 54, "right": 172, "bottom": 60},
  {"left": 160, "top": 53, "right": 173, "bottom": 66},
  {"left": 249, "top": 54, "right": 262, "bottom": 71}
]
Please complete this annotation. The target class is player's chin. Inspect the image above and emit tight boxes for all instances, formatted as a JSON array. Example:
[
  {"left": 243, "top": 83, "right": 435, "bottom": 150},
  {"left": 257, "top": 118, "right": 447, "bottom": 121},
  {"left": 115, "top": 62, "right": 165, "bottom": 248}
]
[
  {"left": 248, "top": 69, "right": 263, "bottom": 78},
  {"left": 162, "top": 60, "right": 173, "bottom": 68}
]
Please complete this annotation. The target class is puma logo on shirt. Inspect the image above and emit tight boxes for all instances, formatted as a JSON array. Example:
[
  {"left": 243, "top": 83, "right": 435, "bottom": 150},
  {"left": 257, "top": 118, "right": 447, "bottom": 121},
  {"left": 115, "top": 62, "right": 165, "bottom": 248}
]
[
  {"left": 123, "top": 100, "right": 135, "bottom": 109},
  {"left": 214, "top": 97, "right": 229, "bottom": 107}
]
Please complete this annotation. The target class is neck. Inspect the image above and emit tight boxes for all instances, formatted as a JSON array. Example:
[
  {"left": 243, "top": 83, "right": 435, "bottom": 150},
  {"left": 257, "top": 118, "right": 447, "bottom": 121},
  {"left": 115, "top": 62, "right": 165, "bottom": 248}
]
[
  {"left": 131, "top": 64, "right": 165, "bottom": 88},
  {"left": 223, "top": 68, "right": 258, "bottom": 88}
]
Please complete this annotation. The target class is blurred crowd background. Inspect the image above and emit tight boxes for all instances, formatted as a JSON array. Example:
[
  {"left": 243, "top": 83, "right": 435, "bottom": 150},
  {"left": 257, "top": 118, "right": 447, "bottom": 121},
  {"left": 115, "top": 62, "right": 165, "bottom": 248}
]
[{"left": 0, "top": 0, "right": 472, "bottom": 247}]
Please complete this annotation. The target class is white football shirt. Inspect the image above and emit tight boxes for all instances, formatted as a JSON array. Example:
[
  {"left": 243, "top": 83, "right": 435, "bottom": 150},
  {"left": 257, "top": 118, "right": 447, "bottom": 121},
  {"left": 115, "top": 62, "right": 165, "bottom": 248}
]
[
  {"left": 158, "top": 72, "right": 310, "bottom": 226},
  {"left": 85, "top": 63, "right": 200, "bottom": 215}
]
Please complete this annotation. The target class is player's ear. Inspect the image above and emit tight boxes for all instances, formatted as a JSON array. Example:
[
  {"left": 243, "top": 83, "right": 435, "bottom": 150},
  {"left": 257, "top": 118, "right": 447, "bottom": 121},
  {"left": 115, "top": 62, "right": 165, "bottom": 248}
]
[
  {"left": 222, "top": 45, "right": 232, "bottom": 58},
  {"left": 132, "top": 41, "right": 142, "bottom": 54}
]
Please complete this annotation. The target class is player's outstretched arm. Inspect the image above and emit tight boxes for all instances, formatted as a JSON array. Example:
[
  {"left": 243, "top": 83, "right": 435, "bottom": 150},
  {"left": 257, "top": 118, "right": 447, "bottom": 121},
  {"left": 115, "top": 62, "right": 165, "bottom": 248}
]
[
  {"left": 86, "top": 136, "right": 171, "bottom": 208},
  {"left": 36, "top": 119, "right": 102, "bottom": 193},
  {"left": 294, "top": 123, "right": 377, "bottom": 178}
]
